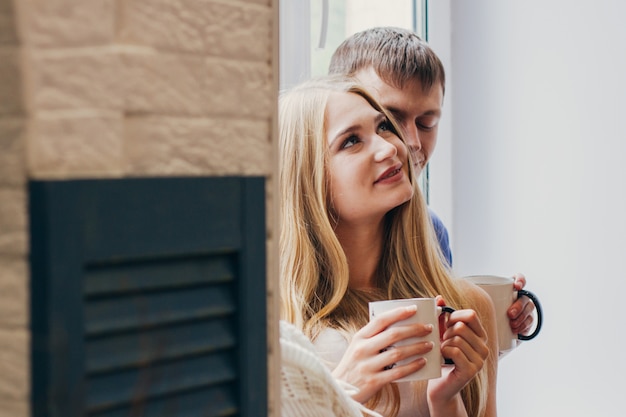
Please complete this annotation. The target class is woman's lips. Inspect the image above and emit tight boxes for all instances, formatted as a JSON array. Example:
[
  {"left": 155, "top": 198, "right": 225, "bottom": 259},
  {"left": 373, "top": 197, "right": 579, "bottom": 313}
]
[{"left": 375, "top": 164, "right": 403, "bottom": 183}]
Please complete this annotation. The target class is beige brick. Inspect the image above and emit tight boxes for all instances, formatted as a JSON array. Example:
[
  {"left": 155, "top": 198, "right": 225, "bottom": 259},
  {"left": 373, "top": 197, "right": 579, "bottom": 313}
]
[
  {"left": 28, "top": 48, "right": 123, "bottom": 111},
  {"left": 0, "top": 398, "right": 28, "bottom": 417},
  {"left": 125, "top": 116, "right": 271, "bottom": 176},
  {"left": 0, "top": 187, "right": 27, "bottom": 255},
  {"left": 121, "top": 48, "right": 207, "bottom": 116},
  {"left": 18, "top": 0, "right": 115, "bottom": 47},
  {"left": 204, "top": 58, "right": 273, "bottom": 118},
  {"left": 0, "top": 1, "right": 13, "bottom": 14},
  {"left": 0, "top": 118, "right": 26, "bottom": 186},
  {"left": 122, "top": 50, "right": 274, "bottom": 118},
  {"left": 0, "top": 328, "right": 29, "bottom": 400},
  {"left": 121, "top": 0, "right": 272, "bottom": 61},
  {"left": 0, "top": 0, "right": 18, "bottom": 45},
  {"left": 28, "top": 112, "right": 124, "bottom": 178},
  {"left": 0, "top": 47, "right": 23, "bottom": 115},
  {"left": 241, "top": 0, "right": 272, "bottom": 5},
  {"left": 0, "top": 258, "right": 28, "bottom": 327}
]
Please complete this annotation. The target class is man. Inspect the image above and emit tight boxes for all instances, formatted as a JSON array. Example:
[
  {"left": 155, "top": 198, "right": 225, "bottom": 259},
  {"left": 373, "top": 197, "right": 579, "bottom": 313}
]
[{"left": 329, "top": 26, "right": 534, "bottom": 336}]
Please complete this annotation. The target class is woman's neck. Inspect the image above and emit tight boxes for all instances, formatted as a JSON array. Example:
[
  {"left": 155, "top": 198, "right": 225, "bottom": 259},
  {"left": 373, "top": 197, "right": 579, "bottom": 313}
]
[{"left": 334, "top": 219, "right": 385, "bottom": 290}]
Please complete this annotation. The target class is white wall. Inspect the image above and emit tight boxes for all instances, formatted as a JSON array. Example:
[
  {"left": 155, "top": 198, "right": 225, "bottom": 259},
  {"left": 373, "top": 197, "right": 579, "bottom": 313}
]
[
  {"left": 434, "top": 1, "right": 626, "bottom": 415},
  {"left": 425, "top": 0, "right": 454, "bottom": 238}
]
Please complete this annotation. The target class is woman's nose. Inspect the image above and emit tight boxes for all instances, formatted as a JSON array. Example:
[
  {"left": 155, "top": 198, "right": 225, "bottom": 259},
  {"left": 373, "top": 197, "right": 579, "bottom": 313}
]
[{"left": 374, "top": 136, "right": 398, "bottom": 162}]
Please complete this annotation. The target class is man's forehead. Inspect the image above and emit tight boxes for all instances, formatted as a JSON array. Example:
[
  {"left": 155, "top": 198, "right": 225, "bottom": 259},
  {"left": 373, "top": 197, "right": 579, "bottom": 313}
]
[
  {"left": 355, "top": 68, "right": 441, "bottom": 101},
  {"left": 379, "top": 85, "right": 444, "bottom": 115},
  {"left": 355, "top": 66, "right": 441, "bottom": 90}
]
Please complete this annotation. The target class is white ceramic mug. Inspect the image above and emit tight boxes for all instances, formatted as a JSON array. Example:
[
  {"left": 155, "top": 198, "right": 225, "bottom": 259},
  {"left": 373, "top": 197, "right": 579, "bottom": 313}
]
[
  {"left": 464, "top": 275, "right": 543, "bottom": 354},
  {"left": 368, "top": 298, "right": 454, "bottom": 382}
]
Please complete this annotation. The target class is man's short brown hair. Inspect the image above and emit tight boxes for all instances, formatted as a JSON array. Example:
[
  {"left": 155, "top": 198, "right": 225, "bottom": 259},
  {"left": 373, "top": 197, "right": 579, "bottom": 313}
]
[{"left": 329, "top": 26, "right": 445, "bottom": 94}]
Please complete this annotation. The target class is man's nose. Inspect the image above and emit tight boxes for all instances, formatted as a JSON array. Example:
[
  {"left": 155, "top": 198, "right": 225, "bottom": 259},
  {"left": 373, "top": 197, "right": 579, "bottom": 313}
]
[{"left": 404, "top": 124, "right": 422, "bottom": 151}]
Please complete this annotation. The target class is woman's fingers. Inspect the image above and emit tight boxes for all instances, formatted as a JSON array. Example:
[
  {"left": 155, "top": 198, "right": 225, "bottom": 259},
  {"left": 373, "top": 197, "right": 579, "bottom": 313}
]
[
  {"left": 378, "top": 355, "right": 428, "bottom": 382},
  {"left": 441, "top": 310, "right": 489, "bottom": 368},
  {"left": 441, "top": 327, "right": 487, "bottom": 369},
  {"left": 360, "top": 305, "right": 418, "bottom": 337},
  {"left": 375, "top": 341, "right": 434, "bottom": 371},
  {"left": 358, "top": 305, "right": 434, "bottom": 352},
  {"left": 444, "top": 309, "right": 487, "bottom": 341},
  {"left": 334, "top": 309, "right": 436, "bottom": 403},
  {"left": 512, "top": 272, "right": 526, "bottom": 290}
]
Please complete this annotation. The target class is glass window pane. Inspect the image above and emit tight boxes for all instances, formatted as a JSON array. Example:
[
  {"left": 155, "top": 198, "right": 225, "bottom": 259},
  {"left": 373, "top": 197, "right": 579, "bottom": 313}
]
[
  {"left": 279, "top": 0, "right": 429, "bottom": 196},
  {"left": 309, "top": 0, "right": 425, "bottom": 77}
]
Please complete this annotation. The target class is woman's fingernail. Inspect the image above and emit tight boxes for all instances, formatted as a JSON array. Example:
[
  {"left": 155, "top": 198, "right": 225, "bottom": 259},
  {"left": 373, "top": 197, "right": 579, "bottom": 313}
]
[{"left": 405, "top": 305, "right": 418, "bottom": 313}]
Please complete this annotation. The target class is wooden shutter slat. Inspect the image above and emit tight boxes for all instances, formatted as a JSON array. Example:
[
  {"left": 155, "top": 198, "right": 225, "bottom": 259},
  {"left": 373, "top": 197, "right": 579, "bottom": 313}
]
[
  {"left": 85, "top": 283, "right": 236, "bottom": 336},
  {"left": 84, "top": 255, "right": 235, "bottom": 297},
  {"left": 86, "top": 351, "right": 236, "bottom": 412},
  {"left": 85, "top": 318, "right": 236, "bottom": 373},
  {"left": 85, "top": 383, "right": 238, "bottom": 417}
]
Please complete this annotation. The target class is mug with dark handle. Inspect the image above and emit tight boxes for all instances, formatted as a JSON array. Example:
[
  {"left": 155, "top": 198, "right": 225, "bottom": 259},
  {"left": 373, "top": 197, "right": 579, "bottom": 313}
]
[
  {"left": 464, "top": 275, "right": 544, "bottom": 354},
  {"left": 369, "top": 299, "right": 457, "bottom": 381}
]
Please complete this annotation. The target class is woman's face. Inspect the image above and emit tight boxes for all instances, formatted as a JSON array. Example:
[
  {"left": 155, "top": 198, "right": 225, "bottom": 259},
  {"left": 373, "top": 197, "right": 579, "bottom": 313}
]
[{"left": 325, "top": 91, "right": 413, "bottom": 225}]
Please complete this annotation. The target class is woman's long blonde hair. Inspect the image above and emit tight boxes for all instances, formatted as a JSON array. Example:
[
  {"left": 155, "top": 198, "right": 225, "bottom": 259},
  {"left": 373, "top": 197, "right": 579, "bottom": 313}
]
[{"left": 279, "top": 76, "right": 487, "bottom": 416}]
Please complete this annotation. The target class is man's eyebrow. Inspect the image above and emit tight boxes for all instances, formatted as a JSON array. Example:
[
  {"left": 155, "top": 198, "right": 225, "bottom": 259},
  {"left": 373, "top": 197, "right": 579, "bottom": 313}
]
[
  {"left": 422, "top": 109, "right": 442, "bottom": 116},
  {"left": 384, "top": 106, "right": 442, "bottom": 117},
  {"left": 384, "top": 105, "right": 403, "bottom": 115}
]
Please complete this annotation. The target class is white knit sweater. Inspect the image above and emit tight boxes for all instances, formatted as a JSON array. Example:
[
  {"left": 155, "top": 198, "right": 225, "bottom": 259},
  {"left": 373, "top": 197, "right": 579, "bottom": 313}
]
[{"left": 280, "top": 321, "right": 382, "bottom": 417}]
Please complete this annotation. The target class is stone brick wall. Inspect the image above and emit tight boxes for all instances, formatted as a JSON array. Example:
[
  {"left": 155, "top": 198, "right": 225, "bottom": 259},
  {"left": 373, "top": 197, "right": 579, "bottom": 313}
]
[
  {"left": 1, "top": 0, "right": 28, "bottom": 415},
  {"left": 0, "top": 0, "right": 279, "bottom": 415}
]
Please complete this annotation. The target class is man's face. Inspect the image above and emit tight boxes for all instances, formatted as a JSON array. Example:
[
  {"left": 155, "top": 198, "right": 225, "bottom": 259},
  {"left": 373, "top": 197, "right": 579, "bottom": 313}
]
[{"left": 354, "top": 67, "right": 444, "bottom": 174}]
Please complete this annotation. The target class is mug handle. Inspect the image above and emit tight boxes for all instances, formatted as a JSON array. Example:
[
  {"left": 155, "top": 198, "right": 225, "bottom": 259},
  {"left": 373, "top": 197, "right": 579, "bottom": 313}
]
[
  {"left": 439, "top": 306, "right": 456, "bottom": 364},
  {"left": 440, "top": 306, "right": 455, "bottom": 315},
  {"left": 516, "top": 289, "right": 543, "bottom": 341}
]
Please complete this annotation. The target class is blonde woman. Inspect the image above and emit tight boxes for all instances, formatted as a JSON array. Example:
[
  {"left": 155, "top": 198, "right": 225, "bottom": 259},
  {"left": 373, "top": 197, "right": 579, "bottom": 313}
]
[
  {"left": 279, "top": 76, "right": 498, "bottom": 417},
  {"left": 328, "top": 27, "right": 534, "bottom": 336}
]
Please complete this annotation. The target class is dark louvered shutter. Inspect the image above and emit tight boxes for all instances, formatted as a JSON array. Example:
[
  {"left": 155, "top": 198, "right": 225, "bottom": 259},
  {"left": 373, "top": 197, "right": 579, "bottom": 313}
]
[{"left": 29, "top": 177, "right": 267, "bottom": 417}]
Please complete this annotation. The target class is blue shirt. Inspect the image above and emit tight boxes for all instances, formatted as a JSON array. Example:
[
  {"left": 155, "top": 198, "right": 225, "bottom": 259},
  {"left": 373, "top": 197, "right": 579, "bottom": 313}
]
[{"left": 428, "top": 208, "right": 452, "bottom": 266}]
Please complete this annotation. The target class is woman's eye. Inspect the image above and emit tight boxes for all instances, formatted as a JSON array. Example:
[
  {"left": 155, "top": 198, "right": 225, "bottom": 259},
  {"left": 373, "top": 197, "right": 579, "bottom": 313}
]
[
  {"left": 378, "top": 119, "right": 392, "bottom": 133},
  {"left": 341, "top": 135, "right": 359, "bottom": 149}
]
